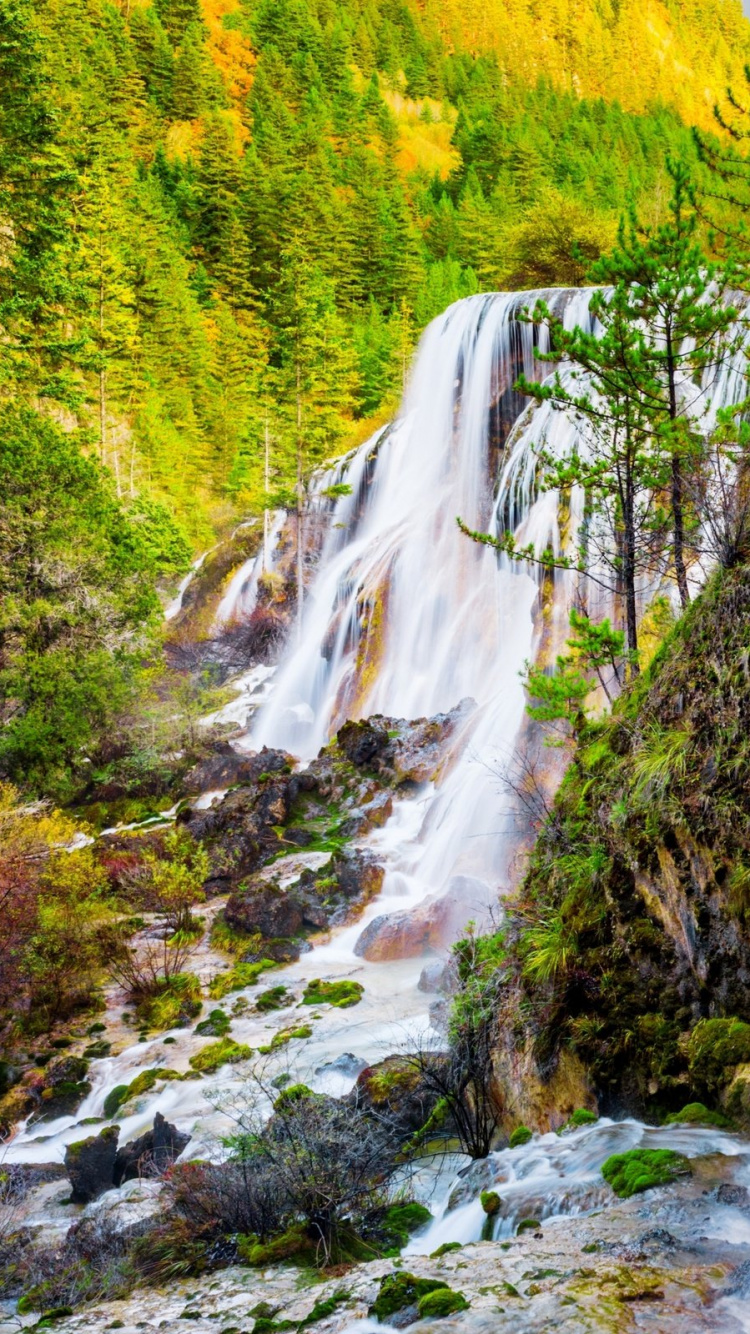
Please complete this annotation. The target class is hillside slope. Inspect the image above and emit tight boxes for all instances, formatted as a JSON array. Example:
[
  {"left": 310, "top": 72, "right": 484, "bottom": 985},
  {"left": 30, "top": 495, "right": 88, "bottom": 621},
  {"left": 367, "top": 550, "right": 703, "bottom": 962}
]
[{"left": 494, "top": 562, "right": 750, "bottom": 1124}]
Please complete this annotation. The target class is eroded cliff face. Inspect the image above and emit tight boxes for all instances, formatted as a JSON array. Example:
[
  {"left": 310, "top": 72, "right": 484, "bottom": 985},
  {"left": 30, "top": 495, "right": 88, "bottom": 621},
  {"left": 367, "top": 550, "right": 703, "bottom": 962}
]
[{"left": 494, "top": 563, "right": 750, "bottom": 1123}]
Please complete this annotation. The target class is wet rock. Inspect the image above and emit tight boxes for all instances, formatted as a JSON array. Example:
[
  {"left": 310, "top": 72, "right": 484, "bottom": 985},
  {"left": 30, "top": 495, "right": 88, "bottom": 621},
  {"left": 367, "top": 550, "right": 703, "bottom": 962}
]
[
  {"left": 327, "top": 850, "right": 385, "bottom": 917},
  {"left": 354, "top": 876, "right": 490, "bottom": 961},
  {"left": 65, "top": 1125, "right": 120, "bottom": 1203},
  {"left": 316, "top": 1053, "right": 368, "bottom": 1078},
  {"left": 241, "top": 938, "right": 303, "bottom": 965},
  {"left": 113, "top": 1113, "right": 191, "bottom": 1186},
  {"left": 717, "top": 1183, "right": 750, "bottom": 1208},
  {"left": 184, "top": 742, "right": 291, "bottom": 796},
  {"left": 355, "top": 1055, "right": 445, "bottom": 1133},
  {"left": 418, "top": 958, "right": 456, "bottom": 994},
  {"left": 338, "top": 790, "right": 394, "bottom": 838},
  {"left": 225, "top": 880, "right": 304, "bottom": 938},
  {"left": 338, "top": 718, "right": 391, "bottom": 767}
]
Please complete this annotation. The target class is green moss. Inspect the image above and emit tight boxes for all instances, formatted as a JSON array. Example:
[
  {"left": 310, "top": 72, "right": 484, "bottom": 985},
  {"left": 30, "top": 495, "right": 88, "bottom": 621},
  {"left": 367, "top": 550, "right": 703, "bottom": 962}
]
[
  {"left": 103, "top": 1084, "right": 128, "bottom": 1119},
  {"left": 237, "top": 1224, "right": 316, "bottom": 1267},
  {"left": 601, "top": 1147, "right": 689, "bottom": 1198},
  {"left": 369, "top": 1273, "right": 449, "bottom": 1320},
  {"left": 377, "top": 1202, "right": 432, "bottom": 1249},
  {"left": 273, "top": 1083, "right": 313, "bottom": 1111},
  {"left": 258, "top": 1024, "right": 313, "bottom": 1054},
  {"left": 194, "top": 1008, "right": 231, "bottom": 1037},
  {"left": 301, "top": 979, "right": 364, "bottom": 1009},
  {"left": 687, "top": 1018, "right": 750, "bottom": 1093},
  {"left": 256, "top": 986, "right": 290, "bottom": 1012},
  {"left": 297, "top": 1292, "right": 349, "bottom": 1327},
  {"left": 417, "top": 1288, "right": 469, "bottom": 1318},
  {"left": 430, "top": 1242, "right": 462, "bottom": 1257},
  {"left": 516, "top": 1218, "right": 542, "bottom": 1233},
  {"left": 480, "top": 1190, "right": 502, "bottom": 1216},
  {"left": 665, "top": 1101, "right": 729, "bottom": 1127},
  {"left": 210, "top": 917, "right": 263, "bottom": 957},
  {"left": 189, "top": 1038, "right": 252, "bottom": 1073},
  {"left": 83, "top": 1040, "right": 111, "bottom": 1059},
  {"left": 208, "top": 960, "right": 276, "bottom": 1000},
  {"left": 559, "top": 1108, "right": 598, "bottom": 1134},
  {"left": 509, "top": 1125, "right": 533, "bottom": 1148}
]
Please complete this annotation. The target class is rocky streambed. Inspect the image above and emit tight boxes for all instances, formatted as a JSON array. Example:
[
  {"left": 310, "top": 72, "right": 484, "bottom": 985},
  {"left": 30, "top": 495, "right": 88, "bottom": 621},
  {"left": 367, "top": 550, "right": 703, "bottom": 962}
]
[{"left": 4, "top": 1143, "right": 750, "bottom": 1334}]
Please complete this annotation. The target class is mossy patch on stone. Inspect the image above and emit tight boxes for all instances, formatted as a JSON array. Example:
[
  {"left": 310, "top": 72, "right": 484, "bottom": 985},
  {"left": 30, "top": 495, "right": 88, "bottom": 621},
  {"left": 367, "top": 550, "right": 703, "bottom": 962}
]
[
  {"left": 517, "top": 1218, "right": 542, "bottom": 1234},
  {"left": 194, "top": 1008, "right": 231, "bottom": 1037},
  {"left": 509, "top": 1125, "right": 533, "bottom": 1148},
  {"left": 417, "top": 1287, "right": 469, "bottom": 1318},
  {"left": 559, "top": 1108, "right": 597, "bottom": 1133},
  {"left": 601, "top": 1147, "right": 689, "bottom": 1198},
  {"left": 189, "top": 1038, "right": 252, "bottom": 1073},
  {"left": 687, "top": 1018, "right": 750, "bottom": 1093},
  {"left": 301, "top": 979, "right": 364, "bottom": 1009},
  {"left": 665, "top": 1101, "right": 729, "bottom": 1127},
  {"left": 368, "top": 1272, "right": 450, "bottom": 1320},
  {"left": 256, "top": 986, "right": 290, "bottom": 1012},
  {"left": 208, "top": 960, "right": 276, "bottom": 1000},
  {"left": 480, "top": 1190, "right": 502, "bottom": 1216}
]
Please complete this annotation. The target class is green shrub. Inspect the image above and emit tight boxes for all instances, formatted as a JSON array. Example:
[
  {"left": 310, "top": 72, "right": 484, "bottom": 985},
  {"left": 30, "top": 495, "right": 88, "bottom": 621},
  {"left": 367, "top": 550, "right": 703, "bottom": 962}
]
[
  {"left": 509, "top": 1125, "right": 533, "bottom": 1148},
  {"left": 417, "top": 1288, "right": 469, "bottom": 1318},
  {"left": 480, "top": 1190, "right": 502, "bottom": 1216},
  {"left": 601, "top": 1147, "right": 689, "bottom": 1198},
  {"left": 189, "top": 1038, "right": 252, "bottom": 1073},
  {"left": 301, "top": 979, "right": 364, "bottom": 1009},
  {"left": 687, "top": 1018, "right": 750, "bottom": 1092},
  {"left": 137, "top": 973, "right": 202, "bottom": 1031},
  {"left": 665, "top": 1102, "right": 729, "bottom": 1127}
]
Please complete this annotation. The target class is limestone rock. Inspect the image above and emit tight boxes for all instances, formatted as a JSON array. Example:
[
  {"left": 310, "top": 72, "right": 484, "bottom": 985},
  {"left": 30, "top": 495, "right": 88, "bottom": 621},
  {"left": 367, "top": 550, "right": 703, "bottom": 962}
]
[
  {"left": 113, "top": 1113, "right": 191, "bottom": 1186},
  {"left": 354, "top": 875, "right": 490, "bottom": 961},
  {"left": 65, "top": 1125, "right": 120, "bottom": 1203}
]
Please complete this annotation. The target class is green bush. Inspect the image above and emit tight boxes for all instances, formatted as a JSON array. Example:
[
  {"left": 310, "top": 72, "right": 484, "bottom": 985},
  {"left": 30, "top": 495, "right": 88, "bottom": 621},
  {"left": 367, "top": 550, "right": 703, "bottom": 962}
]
[
  {"left": 601, "top": 1147, "right": 689, "bottom": 1198},
  {"left": 136, "top": 973, "right": 202, "bottom": 1031},
  {"left": 301, "top": 979, "right": 364, "bottom": 1009},
  {"left": 509, "top": 1125, "right": 533, "bottom": 1148},
  {"left": 189, "top": 1038, "right": 252, "bottom": 1073},
  {"left": 687, "top": 1018, "right": 750, "bottom": 1092},
  {"left": 417, "top": 1288, "right": 469, "bottom": 1318}
]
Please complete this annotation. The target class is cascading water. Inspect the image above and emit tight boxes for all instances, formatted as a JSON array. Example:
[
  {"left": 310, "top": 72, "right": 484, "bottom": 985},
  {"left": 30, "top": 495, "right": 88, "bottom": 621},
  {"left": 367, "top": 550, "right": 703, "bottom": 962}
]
[{"left": 8, "top": 290, "right": 750, "bottom": 1266}]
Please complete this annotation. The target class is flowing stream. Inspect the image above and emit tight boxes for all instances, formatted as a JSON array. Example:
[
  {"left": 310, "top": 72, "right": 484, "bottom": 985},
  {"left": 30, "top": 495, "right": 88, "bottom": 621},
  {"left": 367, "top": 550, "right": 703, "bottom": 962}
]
[{"left": 7, "top": 290, "right": 750, "bottom": 1249}]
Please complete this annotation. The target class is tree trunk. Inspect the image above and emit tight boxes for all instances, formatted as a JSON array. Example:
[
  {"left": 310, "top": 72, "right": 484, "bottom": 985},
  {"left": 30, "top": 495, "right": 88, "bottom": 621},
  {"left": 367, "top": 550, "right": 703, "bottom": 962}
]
[
  {"left": 296, "top": 362, "right": 304, "bottom": 640},
  {"left": 665, "top": 326, "right": 689, "bottom": 608}
]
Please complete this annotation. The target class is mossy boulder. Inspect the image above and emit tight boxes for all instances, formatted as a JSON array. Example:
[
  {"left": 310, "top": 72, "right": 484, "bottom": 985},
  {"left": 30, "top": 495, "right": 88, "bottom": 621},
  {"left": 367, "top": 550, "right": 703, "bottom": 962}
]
[
  {"left": 208, "top": 959, "right": 276, "bottom": 1000},
  {"left": 374, "top": 1201, "right": 432, "bottom": 1251},
  {"left": 256, "top": 986, "right": 290, "bottom": 1012},
  {"left": 665, "top": 1101, "right": 729, "bottom": 1128},
  {"left": 509, "top": 1125, "right": 533, "bottom": 1148},
  {"left": 480, "top": 1190, "right": 502, "bottom": 1216},
  {"left": 106, "top": 1067, "right": 183, "bottom": 1116},
  {"left": 417, "top": 1287, "right": 469, "bottom": 1318},
  {"left": 189, "top": 1038, "right": 252, "bottom": 1072},
  {"left": 194, "top": 1008, "right": 231, "bottom": 1037},
  {"left": 369, "top": 1272, "right": 450, "bottom": 1320},
  {"left": 559, "top": 1108, "right": 597, "bottom": 1133},
  {"left": 301, "top": 979, "right": 364, "bottom": 1008},
  {"left": 601, "top": 1147, "right": 690, "bottom": 1198}
]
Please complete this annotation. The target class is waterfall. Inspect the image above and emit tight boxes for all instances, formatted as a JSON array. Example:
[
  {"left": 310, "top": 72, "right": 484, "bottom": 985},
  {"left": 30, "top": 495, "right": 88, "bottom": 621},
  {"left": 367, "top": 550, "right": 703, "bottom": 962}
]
[{"left": 247, "top": 290, "right": 595, "bottom": 915}]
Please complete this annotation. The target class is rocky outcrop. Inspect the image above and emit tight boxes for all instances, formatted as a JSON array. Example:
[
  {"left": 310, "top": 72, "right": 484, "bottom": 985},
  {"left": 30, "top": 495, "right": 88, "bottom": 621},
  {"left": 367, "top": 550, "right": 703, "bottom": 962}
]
[
  {"left": 113, "top": 1113, "right": 191, "bottom": 1186},
  {"left": 354, "top": 875, "right": 491, "bottom": 961},
  {"left": 224, "top": 850, "right": 385, "bottom": 949},
  {"left": 65, "top": 1125, "right": 120, "bottom": 1203}
]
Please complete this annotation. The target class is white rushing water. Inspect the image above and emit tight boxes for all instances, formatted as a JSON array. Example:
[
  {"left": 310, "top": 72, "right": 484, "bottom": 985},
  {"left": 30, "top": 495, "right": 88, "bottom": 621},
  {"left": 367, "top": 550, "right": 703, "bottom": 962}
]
[{"left": 9, "top": 290, "right": 750, "bottom": 1250}]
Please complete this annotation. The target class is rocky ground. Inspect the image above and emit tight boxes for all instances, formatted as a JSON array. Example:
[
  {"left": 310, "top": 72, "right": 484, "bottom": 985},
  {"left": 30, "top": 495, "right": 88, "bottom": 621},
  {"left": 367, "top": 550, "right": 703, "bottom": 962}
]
[{"left": 3, "top": 1155, "right": 750, "bottom": 1333}]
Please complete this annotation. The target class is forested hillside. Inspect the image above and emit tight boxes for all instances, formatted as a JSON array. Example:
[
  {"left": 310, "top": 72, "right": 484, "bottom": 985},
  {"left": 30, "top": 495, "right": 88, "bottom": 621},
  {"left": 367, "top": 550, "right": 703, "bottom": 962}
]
[{"left": 3, "top": 0, "right": 749, "bottom": 548}]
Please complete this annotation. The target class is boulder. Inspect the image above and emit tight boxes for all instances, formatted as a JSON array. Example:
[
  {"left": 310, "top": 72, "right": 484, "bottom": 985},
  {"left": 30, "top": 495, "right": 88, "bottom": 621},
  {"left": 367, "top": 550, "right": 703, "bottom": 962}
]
[
  {"left": 184, "top": 743, "right": 291, "bottom": 796},
  {"left": 418, "top": 958, "right": 456, "bottom": 994},
  {"left": 225, "top": 880, "right": 304, "bottom": 938},
  {"left": 65, "top": 1125, "right": 120, "bottom": 1203},
  {"left": 113, "top": 1112, "right": 191, "bottom": 1186},
  {"left": 354, "top": 875, "right": 490, "bottom": 961}
]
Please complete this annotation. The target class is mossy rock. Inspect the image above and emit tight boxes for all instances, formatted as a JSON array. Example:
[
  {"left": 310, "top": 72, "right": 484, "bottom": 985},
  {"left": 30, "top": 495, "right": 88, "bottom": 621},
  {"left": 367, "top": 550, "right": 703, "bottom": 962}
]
[
  {"left": 665, "top": 1101, "right": 729, "bottom": 1128},
  {"left": 189, "top": 1038, "right": 253, "bottom": 1073},
  {"left": 559, "top": 1108, "right": 597, "bottom": 1133},
  {"left": 375, "top": 1202, "right": 432, "bottom": 1251},
  {"left": 601, "top": 1147, "right": 689, "bottom": 1199},
  {"left": 257, "top": 1025, "right": 312, "bottom": 1054},
  {"left": 273, "top": 1083, "right": 313, "bottom": 1111},
  {"left": 688, "top": 1018, "right": 750, "bottom": 1093},
  {"left": 430, "top": 1242, "right": 462, "bottom": 1258},
  {"left": 301, "top": 979, "right": 364, "bottom": 1009},
  {"left": 255, "top": 986, "right": 290, "bottom": 1013},
  {"left": 103, "top": 1084, "right": 129, "bottom": 1119},
  {"left": 480, "top": 1190, "right": 502, "bottom": 1216},
  {"left": 517, "top": 1218, "right": 542, "bottom": 1234},
  {"left": 194, "top": 1008, "right": 231, "bottom": 1037},
  {"left": 509, "top": 1125, "right": 533, "bottom": 1148},
  {"left": 417, "top": 1288, "right": 469, "bottom": 1318},
  {"left": 208, "top": 960, "right": 276, "bottom": 1000},
  {"left": 83, "top": 1040, "right": 111, "bottom": 1059},
  {"left": 369, "top": 1272, "right": 449, "bottom": 1320}
]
